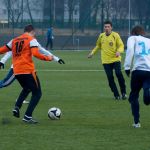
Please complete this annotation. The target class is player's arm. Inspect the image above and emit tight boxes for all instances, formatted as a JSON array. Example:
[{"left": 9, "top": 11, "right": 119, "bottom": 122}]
[
  {"left": 0, "top": 51, "right": 12, "bottom": 69},
  {"left": 0, "top": 39, "right": 13, "bottom": 54},
  {"left": 38, "top": 44, "right": 65, "bottom": 64},
  {"left": 30, "top": 39, "right": 53, "bottom": 61},
  {"left": 31, "top": 47, "right": 53, "bottom": 61},
  {"left": 115, "top": 33, "right": 124, "bottom": 57},
  {"left": 124, "top": 36, "right": 135, "bottom": 77},
  {"left": 0, "top": 51, "right": 12, "bottom": 64},
  {"left": 0, "top": 40, "right": 12, "bottom": 69},
  {"left": 88, "top": 34, "right": 101, "bottom": 58},
  {"left": 0, "top": 45, "right": 10, "bottom": 54}
]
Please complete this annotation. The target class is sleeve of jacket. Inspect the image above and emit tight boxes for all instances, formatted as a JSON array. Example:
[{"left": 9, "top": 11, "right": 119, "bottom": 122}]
[
  {"left": 38, "top": 44, "right": 59, "bottom": 61},
  {"left": 0, "top": 51, "right": 12, "bottom": 64},
  {"left": 30, "top": 38, "right": 53, "bottom": 61},
  {"left": 124, "top": 36, "right": 135, "bottom": 70},
  {"left": 91, "top": 34, "right": 101, "bottom": 55},
  {"left": 116, "top": 33, "right": 124, "bottom": 53},
  {"left": 0, "top": 45, "right": 10, "bottom": 54},
  {"left": 31, "top": 47, "right": 53, "bottom": 61}
]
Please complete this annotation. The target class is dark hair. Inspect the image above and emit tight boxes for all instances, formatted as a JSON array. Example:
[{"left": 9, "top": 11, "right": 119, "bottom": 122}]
[
  {"left": 24, "top": 24, "right": 34, "bottom": 32},
  {"left": 104, "top": 20, "right": 112, "bottom": 27},
  {"left": 131, "top": 25, "right": 145, "bottom": 36}
]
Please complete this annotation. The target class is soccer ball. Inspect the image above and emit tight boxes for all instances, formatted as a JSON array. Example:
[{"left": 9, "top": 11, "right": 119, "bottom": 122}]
[{"left": 48, "top": 107, "right": 61, "bottom": 120}]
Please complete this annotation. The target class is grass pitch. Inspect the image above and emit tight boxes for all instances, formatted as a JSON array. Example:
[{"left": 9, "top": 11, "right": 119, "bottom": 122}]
[{"left": 0, "top": 51, "right": 149, "bottom": 150}]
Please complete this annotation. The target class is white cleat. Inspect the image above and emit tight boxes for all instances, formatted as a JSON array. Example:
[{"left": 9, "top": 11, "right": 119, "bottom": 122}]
[
  {"left": 16, "top": 99, "right": 29, "bottom": 104},
  {"left": 132, "top": 123, "right": 141, "bottom": 128},
  {"left": 23, "top": 100, "right": 29, "bottom": 104}
]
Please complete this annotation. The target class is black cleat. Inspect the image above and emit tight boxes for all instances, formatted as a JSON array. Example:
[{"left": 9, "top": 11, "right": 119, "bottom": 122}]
[
  {"left": 122, "top": 93, "right": 127, "bottom": 100},
  {"left": 22, "top": 116, "right": 38, "bottom": 124},
  {"left": 114, "top": 96, "right": 121, "bottom": 100},
  {"left": 12, "top": 107, "right": 20, "bottom": 118},
  {"left": 22, "top": 118, "right": 38, "bottom": 124}
]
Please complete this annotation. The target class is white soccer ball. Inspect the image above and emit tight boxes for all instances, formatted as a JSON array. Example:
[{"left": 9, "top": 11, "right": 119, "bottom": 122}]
[{"left": 48, "top": 107, "right": 61, "bottom": 120}]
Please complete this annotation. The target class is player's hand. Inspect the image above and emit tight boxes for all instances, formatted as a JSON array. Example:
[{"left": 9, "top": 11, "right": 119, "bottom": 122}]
[
  {"left": 58, "top": 59, "right": 65, "bottom": 64},
  {"left": 125, "top": 70, "right": 130, "bottom": 77},
  {"left": 0, "top": 62, "right": 4, "bottom": 69},
  {"left": 116, "top": 52, "right": 120, "bottom": 57},
  {"left": 88, "top": 53, "right": 93, "bottom": 58}
]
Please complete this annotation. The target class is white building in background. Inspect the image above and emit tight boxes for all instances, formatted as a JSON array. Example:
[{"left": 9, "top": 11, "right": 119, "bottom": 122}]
[
  {"left": 0, "top": 2, "right": 8, "bottom": 21},
  {"left": 0, "top": 0, "right": 44, "bottom": 23},
  {"left": 0, "top": 0, "right": 80, "bottom": 24}
]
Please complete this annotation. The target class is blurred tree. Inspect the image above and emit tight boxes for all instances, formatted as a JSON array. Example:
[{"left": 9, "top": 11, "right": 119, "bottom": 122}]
[
  {"left": 43, "top": 0, "right": 53, "bottom": 26},
  {"left": 91, "top": 0, "right": 101, "bottom": 26},
  {"left": 111, "top": 0, "right": 128, "bottom": 30},
  {"left": 67, "top": 0, "right": 75, "bottom": 26},
  {"left": 79, "top": 0, "right": 92, "bottom": 32},
  {"left": 105, "top": 0, "right": 111, "bottom": 20},
  {"left": 26, "top": 0, "right": 34, "bottom": 25},
  {"left": 132, "top": 0, "right": 150, "bottom": 28},
  {"left": 3, "top": 0, "right": 22, "bottom": 28},
  {"left": 101, "top": 0, "right": 104, "bottom": 32},
  {"left": 55, "top": 0, "right": 64, "bottom": 25}
]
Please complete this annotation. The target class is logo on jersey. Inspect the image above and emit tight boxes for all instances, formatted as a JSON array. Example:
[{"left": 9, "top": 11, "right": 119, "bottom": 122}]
[
  {"left": 138, "top": 42, "right": 150, "bottom": 55},
  {"left": 109, "top": 41, "right": 113, "bottom": 46}
]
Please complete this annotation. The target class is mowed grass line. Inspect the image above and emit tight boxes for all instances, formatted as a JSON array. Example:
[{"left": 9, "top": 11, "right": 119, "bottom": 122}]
[{"left": 0, "top": 51, "right": 149, "bottom": 150}]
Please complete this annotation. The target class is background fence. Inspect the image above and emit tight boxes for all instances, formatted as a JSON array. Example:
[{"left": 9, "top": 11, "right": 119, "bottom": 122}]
[{"left": 0, "top": 0, "right": 150, "bottom": 50}]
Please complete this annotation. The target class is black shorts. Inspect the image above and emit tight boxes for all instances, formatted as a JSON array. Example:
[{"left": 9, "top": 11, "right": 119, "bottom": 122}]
[{"left": 15, "top": 72, "right": 41, "bottom": 94}]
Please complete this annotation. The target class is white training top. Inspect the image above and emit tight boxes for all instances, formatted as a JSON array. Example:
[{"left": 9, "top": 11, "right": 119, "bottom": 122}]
[
  {"left": 0, "top": 40, "right": 60, "bottom": 67},
  {"left": 124, "top": 35, "right": 150, "bottom": 72}
]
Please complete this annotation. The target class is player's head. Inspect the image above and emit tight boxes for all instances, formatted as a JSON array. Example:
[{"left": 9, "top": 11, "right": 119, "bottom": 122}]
[
  {"left": 24, "top": 24, "right": 35, "bottom": 36},
  {"left": 104, "top": 21, "right": 112, "bottom": 35},
  {"left": 131, "top": 25, "right": 145, "bottom": 36}
]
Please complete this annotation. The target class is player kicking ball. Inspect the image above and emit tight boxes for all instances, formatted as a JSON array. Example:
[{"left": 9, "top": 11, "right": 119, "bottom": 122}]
[
  {"left": 0, "top": 44, "right": 64, "bottom": 104},
  {"left": 0, "top": 24, "right": 65, "bottom": 124}
]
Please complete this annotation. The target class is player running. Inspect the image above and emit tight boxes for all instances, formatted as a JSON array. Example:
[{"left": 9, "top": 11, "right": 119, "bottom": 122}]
[
  {"left": 124, "top": 25, "right": 150, "bottom": 128},
  {"left": 88, "top": 21, "right": 127, "bottom": 100}
]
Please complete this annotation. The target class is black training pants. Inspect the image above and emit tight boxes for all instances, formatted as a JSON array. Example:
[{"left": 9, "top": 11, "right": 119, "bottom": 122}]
[
  {"left": 103, "top": 61, "right": 126, "bottom": 97},
  {"left": 129, "top": 70, "right": 150, "bottom": 124},
  {"left": 15, "top": 73, "right": 42, "bottom": 117}
]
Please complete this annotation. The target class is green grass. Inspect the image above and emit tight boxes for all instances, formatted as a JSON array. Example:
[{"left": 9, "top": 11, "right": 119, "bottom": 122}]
[{"left": 0, "top": 51, "right": 149, "bottom": 150}]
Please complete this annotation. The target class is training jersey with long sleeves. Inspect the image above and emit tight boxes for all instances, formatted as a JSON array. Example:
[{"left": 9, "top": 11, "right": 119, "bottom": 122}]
[
  {"left": 0, "top": 43, "right": 59, "bottom": 67},
  {"left": 0, "top": 33, "right": 53, "bottom": 75},
  {"left": 124, "top": 35, "right": 150, "bottom": 72},
  {"left": 91, "top": 31, "right": 124, "bottom": 64}
]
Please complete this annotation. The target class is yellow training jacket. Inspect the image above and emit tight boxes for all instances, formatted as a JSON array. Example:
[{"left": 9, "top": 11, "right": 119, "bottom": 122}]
[{"left": 91, "top": 31, "right": 124, "bottom": 64}]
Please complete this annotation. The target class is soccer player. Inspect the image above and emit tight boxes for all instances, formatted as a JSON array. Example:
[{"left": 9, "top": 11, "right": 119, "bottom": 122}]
[
  {"left": 0, "top": 46, "right": 65, "bottom": 104},
  {"left": 88, "top": 21, "right": 127, "bottom": 100},
  {"left": 46, "top": 27, "right": 54, "bottom": 50},
  {"left": 0, "top": 46, "right": 65, "bottom": 88},
  {"left": 124, "top": 26, "right": 150, "bottom": 128},
  {"left": 0, "top": 24, "right": 57, "bottom": 124}
]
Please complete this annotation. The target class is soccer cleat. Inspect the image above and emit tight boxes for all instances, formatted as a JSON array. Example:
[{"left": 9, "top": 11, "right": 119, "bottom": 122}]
[
  {"left": 22, "top": 115, "right": 38, "bottom": 124},
  {"left": 132, "top": 123, "right": 141, "bottom": 128},
  {"left": 22, "top": 118, "right": 38, "bottom": 124},
  {"left": 122, "top": 93, "right": 127, "bottom": 100},
  {"left": 16, "top": 99, "right": 29, "bottom": 104},
  {"left": 23, "top": 100, "right": 29, "bottom": 104},
  {"left": 12, "top": 107, "right": 20, "bottom": 118},
  {"left": 114, "top": 96, "right": 121, "bottom": 100}
]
